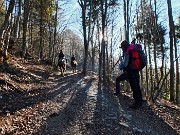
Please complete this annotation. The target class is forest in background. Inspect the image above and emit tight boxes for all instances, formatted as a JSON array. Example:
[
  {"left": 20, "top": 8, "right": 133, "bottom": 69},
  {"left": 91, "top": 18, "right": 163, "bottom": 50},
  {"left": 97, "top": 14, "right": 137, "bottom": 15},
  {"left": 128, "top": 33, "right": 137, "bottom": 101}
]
[{"left": 0, "top": 0, "right": 179, "bottom": 105}]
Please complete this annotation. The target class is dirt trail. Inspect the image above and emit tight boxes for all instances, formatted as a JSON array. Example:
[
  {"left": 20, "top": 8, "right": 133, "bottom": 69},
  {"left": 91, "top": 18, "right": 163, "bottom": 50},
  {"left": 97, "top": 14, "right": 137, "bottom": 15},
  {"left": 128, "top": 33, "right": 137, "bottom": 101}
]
[
  {"left": 38, "top": 71, "right": 179, "bottom": 135},
  {"left": 0, "top": 59, "right": 179, "bottom": 135}
]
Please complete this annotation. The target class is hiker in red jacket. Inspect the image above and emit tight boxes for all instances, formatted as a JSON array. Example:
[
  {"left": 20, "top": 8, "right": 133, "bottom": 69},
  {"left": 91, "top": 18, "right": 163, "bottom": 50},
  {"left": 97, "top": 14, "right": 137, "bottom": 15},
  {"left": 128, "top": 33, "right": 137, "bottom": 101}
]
[{"left": 115, "top": 40, "right": 143, "bottom": 109}]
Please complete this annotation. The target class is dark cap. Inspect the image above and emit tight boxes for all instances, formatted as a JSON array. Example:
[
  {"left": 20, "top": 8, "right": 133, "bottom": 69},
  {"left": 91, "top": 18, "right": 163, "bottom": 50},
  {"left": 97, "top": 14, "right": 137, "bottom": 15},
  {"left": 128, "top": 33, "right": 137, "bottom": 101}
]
[{"left": 120, "top": 40, "right": 129, "bottom": 49}]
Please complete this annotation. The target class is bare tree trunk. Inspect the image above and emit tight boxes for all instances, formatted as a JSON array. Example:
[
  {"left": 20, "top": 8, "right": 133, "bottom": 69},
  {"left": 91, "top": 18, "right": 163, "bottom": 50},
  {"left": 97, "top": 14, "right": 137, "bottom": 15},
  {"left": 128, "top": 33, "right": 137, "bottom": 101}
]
[
  {"left": 140, "top": 0, "right": 149, "bottom": 98},
  {"left": 123, "top": 0, "right": 126, "bottom": 40},
  {"left": 126, "top": 0, "right": 129, "bottom": 42},
  {"left": 167, "top": 0, "right": 175, "bottom": 102},
  {"left": 91, "top": 24, "right": 95, "bottom": 71},
  {"left": 78, "top": 0, "right": 89, "bottom": 75},
  {"left": 110, "top": 17, "right": 114, "bottom": 71},
  {"left": 164, "top": 62, "right": 168, "bottom": 94},
  {"left": 153, "top": 0, "right": 159, "bottom": 86},
  {"left": 48, "top": 22, "right": 53, "bottom": 61},
  {"left": 97, "top": 17, "right": 102, "bottom": 89},
  {"left": 22, "top": 0, "right": 31, "bottom": 57},
  {"left": 4, "top": 16, "right": 13, "bottom": 60},
  {"left": 123, "top": 0, "right": 130, "bottom": 42},
  {"left": 13, "top": 0, "right": 22, "bottom": 40},
  {"left": 0, "top": 0, "right": 15, "bottom": 49},
  {"left": 39, "top": 0, "right": 43, "bottom": 59},
  {"left": 100, "top": 0, "right": 108, "bottom": 85},
  {"left": 171, "top": 22, "right": 179, "bottom": 104},
  {"left": 144, "top": 40, "right": 149, "bottom": 98},
  {"left": 52, "top": 1, "right": 58, "bottom": 67},
  {"left": 29, "top": 7, "right": 33, "bottom": 56}
]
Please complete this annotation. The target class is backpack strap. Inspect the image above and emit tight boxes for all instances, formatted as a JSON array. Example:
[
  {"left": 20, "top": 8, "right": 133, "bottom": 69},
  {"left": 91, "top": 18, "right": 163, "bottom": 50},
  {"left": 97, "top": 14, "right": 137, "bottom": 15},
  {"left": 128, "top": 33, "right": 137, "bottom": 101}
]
[{"left": 126, "top": 44, "right": 136, "bottom": 54}]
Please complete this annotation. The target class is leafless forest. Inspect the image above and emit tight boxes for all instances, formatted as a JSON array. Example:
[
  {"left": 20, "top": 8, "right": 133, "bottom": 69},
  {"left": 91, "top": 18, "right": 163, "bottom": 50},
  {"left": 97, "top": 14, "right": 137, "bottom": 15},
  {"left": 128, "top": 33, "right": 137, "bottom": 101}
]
[{"left": 0, "top": 0, "right": 179, "bottom": 134}]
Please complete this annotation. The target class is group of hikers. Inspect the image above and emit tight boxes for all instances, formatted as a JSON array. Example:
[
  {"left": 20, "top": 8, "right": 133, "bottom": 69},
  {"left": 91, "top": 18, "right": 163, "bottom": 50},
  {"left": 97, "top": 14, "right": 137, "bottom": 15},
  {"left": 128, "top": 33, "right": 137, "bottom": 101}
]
[{"left": 58, "top": 38, "right": 146, "bottom": 109}]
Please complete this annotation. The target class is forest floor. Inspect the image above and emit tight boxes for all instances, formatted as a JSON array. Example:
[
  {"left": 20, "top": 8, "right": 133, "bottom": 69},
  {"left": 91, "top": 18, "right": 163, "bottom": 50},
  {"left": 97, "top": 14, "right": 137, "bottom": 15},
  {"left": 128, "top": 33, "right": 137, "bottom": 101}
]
[{"left": 0, "top": 57, "right": 179, "bottom": 135}]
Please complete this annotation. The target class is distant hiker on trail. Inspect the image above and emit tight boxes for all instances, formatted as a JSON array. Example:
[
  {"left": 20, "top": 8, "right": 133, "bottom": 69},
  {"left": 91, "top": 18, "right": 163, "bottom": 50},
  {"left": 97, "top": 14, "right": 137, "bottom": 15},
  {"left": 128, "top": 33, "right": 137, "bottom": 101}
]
[
  {"left": 71, "top": 55, "right": 78, "bottom": 73},
  {"left": 71, "top": 55, "right": 76, "bottom": 63},
  {"left": 58, "top": 50, "right": 66, "bottom": 76},
  {"left": 115, "top": 40, "right": 143, "bottom": 109},
  {"left": 58, "top": 50, "right": 65, "bottom": 60}
]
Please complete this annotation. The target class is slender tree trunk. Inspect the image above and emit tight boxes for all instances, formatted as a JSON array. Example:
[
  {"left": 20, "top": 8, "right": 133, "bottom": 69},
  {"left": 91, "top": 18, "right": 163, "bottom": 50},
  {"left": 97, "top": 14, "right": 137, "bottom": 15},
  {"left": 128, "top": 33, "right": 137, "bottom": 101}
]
[
  {"left": 123, "top": 0, "right": 130, "bottom": 42},
  {"left": 110, "top": 16, "right": 114, "bottom": 70},
  {"left": 126, "top": 0, "right": 129, "bottom": 42},
  {"left": 13, "top": 0, "right": 22, "bottom": 40},
  {"left": 39, "top": 0, "right": 43, "bottom": 59},
  {"left": 91, "top": 28, "right": 95, "bottom": 71},
  {"left": 172, "top": 22, "right": 179, "bottom": 104},
  {"left": 4, "top": 16, "right": 13, "bottom": 59},
  {"left": 167, "top": 0, "right": 175, "bottom": 102},
  {"left": 0, "top": 0, "right": 15, "bottom": 48},
  {"left": 173, "top": 26, "right": 179, "bottom": 104},
  {"left": 29, "top": 7, "right": 33, "bottom": 56},
  {"left": 52, "top": 1, "right": 58, "bottom": 67},
  {"left": 48, "top": 22, "right": 52, "bottom": 61},
  {"left": 148, "top": 42, "right": 154, "bottom": 101},
  {"left": 100, "top": 0, "right": 108, "bottom": 85},
  {"left": 154, "top": 0, "right": 159, "bottom": 85},
  {"left": 96, "top": 16, "right": 102, "bottom": 89},
  {"left": 78, "top": 0, "right": 88, "bottom": 75},
  {"left": 22, "top": 0, "right": 31, "bottom": 57},
  {"left": 123, "top": 0, "right": 126, "bottom": 40},
  {"left": 165, "top": 62, "right": 168, "bottom": 94}
]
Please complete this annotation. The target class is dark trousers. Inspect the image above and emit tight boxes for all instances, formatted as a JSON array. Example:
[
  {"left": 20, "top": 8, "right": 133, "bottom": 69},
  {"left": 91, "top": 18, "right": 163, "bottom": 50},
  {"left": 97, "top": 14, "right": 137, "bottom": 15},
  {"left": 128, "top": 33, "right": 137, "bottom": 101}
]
[
  {"left": 127, "top": 71, "right": 142, "bottom": 105},
  {"left": 115, "top": 72, "right": 128, "bottom": 94}
]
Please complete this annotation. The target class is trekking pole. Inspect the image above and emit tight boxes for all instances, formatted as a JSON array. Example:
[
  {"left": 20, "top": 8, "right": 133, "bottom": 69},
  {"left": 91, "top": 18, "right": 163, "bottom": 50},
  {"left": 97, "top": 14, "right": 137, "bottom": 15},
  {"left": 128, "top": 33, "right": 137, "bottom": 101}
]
[
  {"left": 111, "top": 56, "right": 123, "bottom": 72},
  {"left": 111, "top": 57, "right": 121, "bottom": 71}
]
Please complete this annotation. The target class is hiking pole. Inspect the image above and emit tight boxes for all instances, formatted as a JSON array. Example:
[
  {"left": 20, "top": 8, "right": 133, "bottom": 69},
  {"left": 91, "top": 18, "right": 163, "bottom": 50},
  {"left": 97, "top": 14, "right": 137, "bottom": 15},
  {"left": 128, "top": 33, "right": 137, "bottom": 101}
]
[
  {"left": 111, "top": 57, "right": 121, "bottom": 71},
  {"left": 111, "top": 55, "right": 125, "bottom": 71}
]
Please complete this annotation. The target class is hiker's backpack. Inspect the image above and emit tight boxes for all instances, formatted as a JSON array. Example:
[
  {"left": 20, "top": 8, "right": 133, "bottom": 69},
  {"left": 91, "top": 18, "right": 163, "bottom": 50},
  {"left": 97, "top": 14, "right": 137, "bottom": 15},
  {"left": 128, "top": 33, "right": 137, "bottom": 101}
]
[{"left": 126, "top": 44, "right": 147, "bottom": 71}]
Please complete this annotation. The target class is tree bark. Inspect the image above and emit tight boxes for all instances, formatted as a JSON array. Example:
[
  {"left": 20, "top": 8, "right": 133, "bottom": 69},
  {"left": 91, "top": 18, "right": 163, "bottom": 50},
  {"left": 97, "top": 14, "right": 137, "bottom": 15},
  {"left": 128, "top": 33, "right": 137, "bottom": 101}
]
[
  {"left": 173, "top": 23, "right": 179, "bottom": 104},
  {"left": 22, "top": 0, "right": 31, "bottom": 57},
  {"left": 167, "top": 0, "right": 175, "bottom": 102},
  {"left": 13, "top": 0, "right": 22, "bottom": 40},
  {"left": 100, "top": 0, "right": 108, "bottom": 85},
  {"left": 78, "top": 0, "right": 89, "bottom": 75},
  {"left": 0, "top": 0, "right": 15, "bottom": 48}
]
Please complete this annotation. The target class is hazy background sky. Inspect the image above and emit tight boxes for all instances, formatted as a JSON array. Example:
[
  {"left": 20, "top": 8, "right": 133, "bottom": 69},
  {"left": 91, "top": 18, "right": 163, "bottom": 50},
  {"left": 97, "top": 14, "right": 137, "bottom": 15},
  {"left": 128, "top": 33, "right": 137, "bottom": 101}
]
[
  {"left": 58, "top": 0, "right": 180, "bottom": 59},
  {"left": 59, "top": 0, "right": 180, "bottom": 36}
]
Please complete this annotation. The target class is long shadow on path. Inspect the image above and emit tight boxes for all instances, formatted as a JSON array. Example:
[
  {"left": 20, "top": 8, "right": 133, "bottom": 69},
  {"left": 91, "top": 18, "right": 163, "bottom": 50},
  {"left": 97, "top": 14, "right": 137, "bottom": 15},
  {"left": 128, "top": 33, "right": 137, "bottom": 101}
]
[
  {"left": 0, "top": 72, "right": 83, "bottom": 116},
  {"left": 116, "top": 94, "right": 179, "bottom": 135},
  {"left": 38, "top": 75, "right": 97, "bottom": 135}
]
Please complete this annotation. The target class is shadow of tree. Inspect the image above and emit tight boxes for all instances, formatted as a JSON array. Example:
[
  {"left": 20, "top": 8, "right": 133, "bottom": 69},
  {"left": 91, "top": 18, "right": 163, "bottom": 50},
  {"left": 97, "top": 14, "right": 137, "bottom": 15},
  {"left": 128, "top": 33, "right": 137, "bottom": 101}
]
[
  {"left": 38, "top": 76, "right": 96, "bottom": 135},
  {"left": 0, "top": 69, "right": 83, "bottom": 116}
]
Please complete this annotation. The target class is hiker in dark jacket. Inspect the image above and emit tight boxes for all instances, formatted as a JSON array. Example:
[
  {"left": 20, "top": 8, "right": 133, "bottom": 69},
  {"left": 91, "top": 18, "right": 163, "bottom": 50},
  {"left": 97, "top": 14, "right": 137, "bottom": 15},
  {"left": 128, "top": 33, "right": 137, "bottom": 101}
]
[
  {"left": 71, "top": 55, "right": 75, "bottom": 63},
  {"left": 115, "top": 40, "right": 142, "bottom": 109},
  {"left": 59, "top": 50, "right": 65, "bottom": 60}
]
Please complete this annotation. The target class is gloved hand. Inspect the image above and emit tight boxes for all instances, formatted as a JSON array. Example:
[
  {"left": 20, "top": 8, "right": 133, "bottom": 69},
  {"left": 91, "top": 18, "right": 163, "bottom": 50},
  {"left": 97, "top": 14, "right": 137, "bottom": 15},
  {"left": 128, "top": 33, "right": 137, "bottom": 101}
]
[
  {"left": 119, "top": 64, "right": 124, "bottom": 70},
  {"left": 119, "top": 58, "right": 124, "bottom": 70}
]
